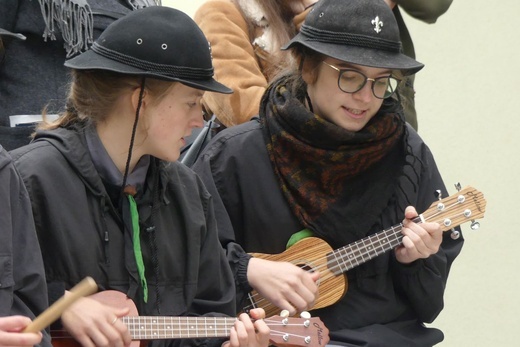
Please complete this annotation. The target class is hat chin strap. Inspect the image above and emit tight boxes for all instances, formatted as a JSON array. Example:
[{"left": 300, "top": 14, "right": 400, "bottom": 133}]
[{"left": 121, "top": 77, "right": 146, "bottom": 192}]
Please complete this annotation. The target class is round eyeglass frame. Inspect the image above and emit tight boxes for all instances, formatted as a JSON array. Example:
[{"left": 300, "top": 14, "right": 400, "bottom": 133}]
[{"left": 321, "top": 61, "right": 401, "bottom": 99}]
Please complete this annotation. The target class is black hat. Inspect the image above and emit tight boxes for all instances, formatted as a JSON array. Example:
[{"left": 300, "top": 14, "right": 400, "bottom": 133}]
[
  {"left": 0, "top": 28, "right": 26, "bottom": 40},
  {"left": 283, "top": 0, "right": 424, "bottom": 75},
  {"left": 65, "top": 6, "right": 232, "bottom": 94}
]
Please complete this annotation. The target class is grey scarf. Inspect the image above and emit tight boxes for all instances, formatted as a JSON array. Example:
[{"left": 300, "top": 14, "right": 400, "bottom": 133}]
[{"left": 38, "top": 0, "right": 161, "bottom": 57}]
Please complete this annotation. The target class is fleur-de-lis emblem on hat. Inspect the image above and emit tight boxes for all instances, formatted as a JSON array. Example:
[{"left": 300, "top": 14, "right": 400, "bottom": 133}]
[{"left": 371, "top": 16, "right": 383, "bottom": 33}]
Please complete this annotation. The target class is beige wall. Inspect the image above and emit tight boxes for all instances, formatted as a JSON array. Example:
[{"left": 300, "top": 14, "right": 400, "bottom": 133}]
[{"left": 165, "top": 1, "right": 520, "bottom": 346}]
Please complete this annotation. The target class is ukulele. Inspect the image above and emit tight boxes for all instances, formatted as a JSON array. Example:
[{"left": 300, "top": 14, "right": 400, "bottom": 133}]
[
  {"left": 246, "top": 185, "right": 486, "bottom": 317},
  {"left": 51, "top": 290, "right": 330, "bottom": 347}
]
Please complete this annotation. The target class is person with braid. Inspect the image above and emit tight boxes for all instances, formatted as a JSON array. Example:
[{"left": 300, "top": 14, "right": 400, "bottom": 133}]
[
  {"left": 192, "top": 0, "right": 463, "bottom": 345},
  {"left": 10, "top": 6, "right": 269, "bottom": 347}
]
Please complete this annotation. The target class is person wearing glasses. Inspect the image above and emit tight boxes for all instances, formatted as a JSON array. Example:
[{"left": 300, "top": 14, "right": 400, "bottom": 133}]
[
  {"left": 194, "top": 0, "right": 452, "bottom": 133},
  {"left": 192, "top": 0, "right": 463, "bottom": 345}
]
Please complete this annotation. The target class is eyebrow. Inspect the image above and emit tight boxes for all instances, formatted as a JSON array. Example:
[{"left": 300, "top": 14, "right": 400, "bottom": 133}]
[
  {"left": 333, "top": 62, "right": 392, "bottom": 75},
  {"left": 186, "top": 91, "right": 204, "bottom": 98}
]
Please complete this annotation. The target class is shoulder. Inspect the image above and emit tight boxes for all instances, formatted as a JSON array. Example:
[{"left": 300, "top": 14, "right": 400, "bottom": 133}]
[
  {"left": 10, "top": 139, "right": 63, "bottom": 172},
  {"left": 194, "top": 0, "right": 243, "bottom": 24},
  {"left": 202, "top": 119, "right": 264, "bottom": 159},
  {"left": 10, "top": 138, "right": 67, "bottom": 172},
  {"left": 160, "top": 160, "right": 209, "bottom": 194},
  {"left": 9, "top": 128, "right": 86, "bottom": 186},
  {"left": 405, "top": 124, "right": 433, "bottom": 157}
]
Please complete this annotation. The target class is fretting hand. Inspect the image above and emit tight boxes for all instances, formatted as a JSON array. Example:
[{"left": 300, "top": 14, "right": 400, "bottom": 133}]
[
  {"left": 395, "top": 206, "right": 443, "bottom": 264},
  {"left": 223, "top": 308, "right": 269, "bottom": 347}
]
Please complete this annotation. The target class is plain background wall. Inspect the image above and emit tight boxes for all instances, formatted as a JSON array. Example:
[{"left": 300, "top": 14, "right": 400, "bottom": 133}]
[{"left": 165, "top": 1, "right": 519, "bottom": 346}]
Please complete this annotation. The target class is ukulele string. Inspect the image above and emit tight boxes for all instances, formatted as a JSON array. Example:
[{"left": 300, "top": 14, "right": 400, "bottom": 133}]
[
  {"left": 244, "top": 196, "right": 470, "bottom": 312},
  {"left": 122, "top": 316, "right": 314, "bottom": 342}
]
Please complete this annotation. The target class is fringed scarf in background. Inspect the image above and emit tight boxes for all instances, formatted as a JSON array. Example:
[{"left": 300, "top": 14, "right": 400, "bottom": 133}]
[{"left": 37, "top": 0, "right": 161, "bottom": 57}]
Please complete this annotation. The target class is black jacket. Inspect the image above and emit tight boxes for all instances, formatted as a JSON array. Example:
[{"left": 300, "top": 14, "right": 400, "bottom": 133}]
[
  {"left": 10, "top": 127, "right": 236, "bottom": 347},
  {"left": 0, "top": 146, "right": 50, "bottom": 346},
  {"left": 193, "top": 119, "right": 464, "bottom": 346}
]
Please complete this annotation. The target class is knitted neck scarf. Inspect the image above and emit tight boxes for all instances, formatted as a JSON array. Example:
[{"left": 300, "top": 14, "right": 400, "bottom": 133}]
[
  {"left": 37, "top": 0, "right": 160, "bottom": 57},
  {"left": 260, "top": 75, "right": 408, "bottom": 246}
]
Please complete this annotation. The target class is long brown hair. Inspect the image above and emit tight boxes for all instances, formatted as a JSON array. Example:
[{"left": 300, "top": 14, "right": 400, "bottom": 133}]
[{"left": 39, "top": 70, "right": 174, "bottom": 130}]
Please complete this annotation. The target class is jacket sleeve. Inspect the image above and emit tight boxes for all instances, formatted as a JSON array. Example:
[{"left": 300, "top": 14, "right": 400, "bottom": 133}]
[
  {"left": 194, "top": 1, "right": 267, "bottom": 127},
  {"left": 191, "top": 178, "right": 238, "bottom": 316},
  {"left": 192, "top": 145, "right": 253, "bottom": 304},
  {"left": 0, "top": 148, "right": 51, "bottom": 346},
  {"left": 395, "top": 0, "right": 453, "bottom": 23},
  {"left": 391, "top": 136, "right": 464, "bottom": 323}
]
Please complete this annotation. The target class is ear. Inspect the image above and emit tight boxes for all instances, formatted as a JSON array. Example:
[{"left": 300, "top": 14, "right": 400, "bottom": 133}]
[
  {"left": 131, "top": 86, "right": 148, "bottom": 113},
  {"left": 301, "top": 58, "right": 319, "bottom": 85}
]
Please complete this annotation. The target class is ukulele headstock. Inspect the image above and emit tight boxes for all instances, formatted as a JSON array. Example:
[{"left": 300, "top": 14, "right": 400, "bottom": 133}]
[
  {"left": 423, "top": 185, "right": 486, "bottom": 235},
  {"left": 266, "top": 312, "right": 329, "bottom": 347}
]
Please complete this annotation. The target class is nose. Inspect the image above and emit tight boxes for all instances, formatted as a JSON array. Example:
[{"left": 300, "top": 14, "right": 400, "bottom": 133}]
[
  {"left": 190, "top": 108, "right": 205, "bottom": 129},
  {"left": 353, "top": 79, "right": 375, "bottom": 103}
]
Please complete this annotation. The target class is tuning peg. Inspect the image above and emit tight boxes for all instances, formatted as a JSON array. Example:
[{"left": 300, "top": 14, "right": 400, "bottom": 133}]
[
  {"left": 280, "top": 310, "right": 290, "bottom": 318},
  {"left": 455, "top": 182, "right": 462, "bottom": 191},
  {"left": 299, "top": 311, "right": 311, "bottom": 327},
  {"left": 300, "top": 311, "right": 311, "bottom": 319},
  {"left": 470, "top": 220, "right": 480, "bottom": 230},
  {"left": 435, "top": 190, "right": 442, "bottom": 200},
  {"left": 450, "top": 229, "right": 460, "bottom": 240}
]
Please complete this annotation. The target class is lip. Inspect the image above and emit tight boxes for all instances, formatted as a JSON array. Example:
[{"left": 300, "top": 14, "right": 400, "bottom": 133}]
[{"left": 343, "top": 106, "right": 366, "bottom": 120}]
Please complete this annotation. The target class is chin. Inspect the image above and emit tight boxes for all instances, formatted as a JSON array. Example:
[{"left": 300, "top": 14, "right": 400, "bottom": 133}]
[{"left": 154, "top": 150, "right": 180, "bottom": 163}]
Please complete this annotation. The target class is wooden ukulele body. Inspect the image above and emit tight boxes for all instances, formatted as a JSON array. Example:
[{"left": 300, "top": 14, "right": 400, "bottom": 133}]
[{"left": 250, "top": 237, "right": 347, "bottom": 317}]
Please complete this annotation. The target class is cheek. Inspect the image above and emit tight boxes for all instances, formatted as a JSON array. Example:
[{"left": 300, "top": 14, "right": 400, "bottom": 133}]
[{"left": 148, "top": 106, "right": 180, "bottom": 136}]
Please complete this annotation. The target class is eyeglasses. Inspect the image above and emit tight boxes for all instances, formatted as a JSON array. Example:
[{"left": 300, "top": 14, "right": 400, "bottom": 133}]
[{"left": 321, "top": 61, "right": 400, "bottom": 99}]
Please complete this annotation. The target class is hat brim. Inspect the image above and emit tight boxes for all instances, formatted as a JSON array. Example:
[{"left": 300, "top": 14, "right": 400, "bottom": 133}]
[
  {"left": 283, "top": 35, "right": 424, "bottom": 76},
  {"left": 65, "top": 49, "right": 233, "bottom": 94},
  {"left": 0, "top": 28, "right": 26, "bottom": 40}
]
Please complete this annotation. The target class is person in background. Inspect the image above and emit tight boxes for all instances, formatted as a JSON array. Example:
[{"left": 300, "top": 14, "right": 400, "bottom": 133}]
[
  {"left": 0, "top": 27, "right": 50, "bottom": 347},
  {"left": 0, "top": 0, "right": 160, "bottom": 151},
  {"left": 194, "top": 0, "right": 452, "bottom": 132},
  {"left": 192, "top": 0, "right": 463, "bottom": 345},
  {"left": 10, "top": 7, "right": 269, "bottom": 347},
  {"left": 386, "top": 0, "right": 453, "bottom": 130},
  {"left": 194, "top": 0, "right": 317, "bottom": 128}
]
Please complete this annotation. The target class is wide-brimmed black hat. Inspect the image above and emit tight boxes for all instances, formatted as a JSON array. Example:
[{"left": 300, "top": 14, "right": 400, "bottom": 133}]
[
  {"left": 283, "top": 0, "right": 424, "bottom": 75},
  {"left": 65, "top": 6, "right": 232, "bottom": 94},
  {"left": 0, "top": 28, "right": 26, "bottom": 40}
]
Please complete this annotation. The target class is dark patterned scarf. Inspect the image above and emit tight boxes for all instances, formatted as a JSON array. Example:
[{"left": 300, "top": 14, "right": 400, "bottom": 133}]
[{"left": 260, "top": 75, "right": 409, "bottom": 246}]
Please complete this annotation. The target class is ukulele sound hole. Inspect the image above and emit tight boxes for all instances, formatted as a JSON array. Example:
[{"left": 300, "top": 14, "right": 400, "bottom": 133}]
[{"left": 296, "top": 262, "right": 321, "bottom": 286}]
